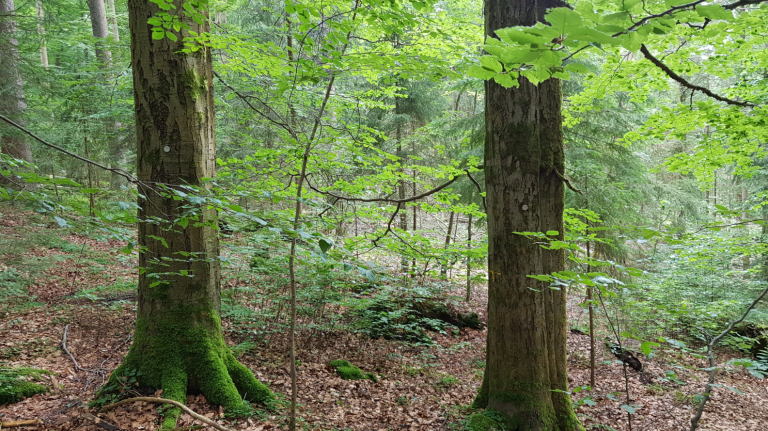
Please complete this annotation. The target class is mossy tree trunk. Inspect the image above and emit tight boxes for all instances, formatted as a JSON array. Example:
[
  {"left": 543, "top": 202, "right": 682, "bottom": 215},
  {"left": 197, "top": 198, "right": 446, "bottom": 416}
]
[
  {"left": 475, "top": 0, "right": 580, "bottom": 429},
  {"left": 106, "top": 0, "right": 271, "bottom": 424}
]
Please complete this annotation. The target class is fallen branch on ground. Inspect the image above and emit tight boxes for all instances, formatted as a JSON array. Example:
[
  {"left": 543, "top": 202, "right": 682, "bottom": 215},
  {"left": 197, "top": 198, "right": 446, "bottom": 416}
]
[
  {"left": 0, "top": 419, "right": 43, "bottom": 428},
  {"left": 100, "top": 397, "right": 233, "bottom": 431}
]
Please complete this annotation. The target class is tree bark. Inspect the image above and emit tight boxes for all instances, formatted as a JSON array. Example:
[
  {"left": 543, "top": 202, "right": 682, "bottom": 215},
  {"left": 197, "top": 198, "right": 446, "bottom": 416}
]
[
  {"left": 0, "top": 0, "right": 32, "bottom": 164},
  {"left": 441, "top": 211, "right": 455, "bottom": 277},
  {"left": 36, "top": 1, "right": 49, "bottom": 69},
  {"left": 87, "top": 0, "right": 113, "bottom": 65},
  {"left": 103, "top": 0, "right": 271, "bottom": 424},
  {"left": 106, "top": 0, "right": 119, "bottom": 41},
  {"left": 475, "top": 0, "right": 580, "bottom": 429}
]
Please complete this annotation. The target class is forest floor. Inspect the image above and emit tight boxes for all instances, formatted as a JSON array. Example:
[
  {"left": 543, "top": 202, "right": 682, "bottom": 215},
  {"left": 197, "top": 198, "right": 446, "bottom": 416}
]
[{"left": 1, "top": 208, "right": 768, "bottom": 431}]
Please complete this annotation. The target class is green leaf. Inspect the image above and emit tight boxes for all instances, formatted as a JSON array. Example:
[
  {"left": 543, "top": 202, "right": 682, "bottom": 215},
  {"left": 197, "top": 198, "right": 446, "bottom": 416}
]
[
  {"left": 617, "top": 32, "right": 645, "bottom": 51},
  {"left": 569, "top": 28, "right": 617, "bottom": 45},
  {"left": 493, "top": 73, "right": 517, "bottom": 88},
  {"left": 575, "top": 1, "right": 599, "bottom": 22},
  {"left": 166, "top": 31, "right": 178, "bottom": 42},
  {"left": 319, "top": 238, "right": 333, "bottom": 253},
  {"left": 467, "top": 65, "right": 497, "bottom": 80},
  {"left": 496, "top": 28, "right": 546, "bottom": 46},
  {"left": 152, "top": 30, "right": 165, "bottom": 40},
  {"left": 564, "top": 62, "right": 592, "bottom": 74},
  {"left": 546, "top": 230, "right": 559, "bottom": 236},
  {"left": 696, "top": 5, "right": 733, "bottom": 20},
  {"left": 480, "top": 55, "right": 503, "bottom": 73},
  {"left": 545, "top": 7, "right": 584, "bottom": 33},
  {"left": 178, "top": 218, "right": 189, "bottom": 229},
  {"left": 621, "top": 404, "right": 636, "bottom": 414},
  {"left": 641, "top": 341, "right": 660, "bottom": 356},
  {"left": 82, "top": 188, "right": 100, "bottom": 194},
  {"left": 54, "top": 216, "right": 70, "bottom": 228}
]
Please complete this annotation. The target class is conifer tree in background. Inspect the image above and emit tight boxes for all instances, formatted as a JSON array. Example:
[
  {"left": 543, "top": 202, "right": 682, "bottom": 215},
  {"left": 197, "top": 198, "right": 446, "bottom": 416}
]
[
  {"left": 0, "top": 0, "right": 32, "bottom": 165},
  {"left": 102, "top": 0, "right": 271, "bottom": 424},
  {"left": 475, "top": 0, "right": 580, "bottom": 428}
]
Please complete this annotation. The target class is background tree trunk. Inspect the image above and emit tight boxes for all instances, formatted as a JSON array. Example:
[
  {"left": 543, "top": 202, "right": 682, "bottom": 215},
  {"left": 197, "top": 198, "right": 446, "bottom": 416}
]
[
  {"left": 87, "top": 0, "right": 112, "bottom": 65},
  {"left": 475, "top": 0, "right": 579, "bottom": 429},
  {"left": 36, "top": 1, "right": 49, "bottom": 69},
  {"left": 0, "top": 0, "right": 32, "bottom": 164},
  {"left": 104, "top": 0, "right": 271, "bottom": 425},
  {"left": 107, "top": 0, "right": 120, "bottom": 41}
]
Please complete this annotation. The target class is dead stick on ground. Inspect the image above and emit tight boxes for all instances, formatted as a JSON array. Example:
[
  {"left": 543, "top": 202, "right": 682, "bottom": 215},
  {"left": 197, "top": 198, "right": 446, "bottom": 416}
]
[
  {"left": 0, "top": 419, "right": 43, "bottom": 428},
  {"left": 100, "top": 397, "right": 233, "bottom": 431},
  {"left": 81, "top": 413, "right": 121, "bottom": 431},
  {"left": 61, "top": 324, "right": 99, "bottom": 375}
]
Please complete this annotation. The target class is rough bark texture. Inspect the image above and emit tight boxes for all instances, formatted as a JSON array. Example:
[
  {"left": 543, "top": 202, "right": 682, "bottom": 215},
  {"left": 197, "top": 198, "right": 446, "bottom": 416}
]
[
  {"left": 476, "top": 0, "right": 580, "bottom": 429},
  {"left": 104, "top": 0, "right": 271, "bottom": 424},
  {"left": 0, "top": 0, "right": 32, "bottom": 164}
]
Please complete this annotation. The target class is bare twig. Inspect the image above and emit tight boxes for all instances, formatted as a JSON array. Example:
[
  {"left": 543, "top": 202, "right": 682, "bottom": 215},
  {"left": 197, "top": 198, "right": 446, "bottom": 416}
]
[
  {"left": 61, "top": 324, "right": 99, "bottom": 375},
  {"left": 689, "top": 284, "right": 768, "bottom": 431},
  {"left": 100, "top": 397, "right": 233, "bottom": 431}
]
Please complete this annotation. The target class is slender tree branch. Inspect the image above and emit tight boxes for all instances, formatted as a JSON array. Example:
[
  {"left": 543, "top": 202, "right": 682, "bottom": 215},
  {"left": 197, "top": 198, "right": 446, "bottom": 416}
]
[
  {"left": 0, "top": 114, "right": 135, "bottom": 182},
  {"left": 465, "top": 170, "right": 487, "bottom": 212},
  {"left": 306, "top": 174, "right": 462, "bottom": 203},
  {"left": 639, "top": 45, "right": 755, "bottom": 107},
  {"left": 212, "top": 71, "right": 298, "bottom": 139},
  {"left": 689, "top": 284, "right": 768, "bottom": 431}
]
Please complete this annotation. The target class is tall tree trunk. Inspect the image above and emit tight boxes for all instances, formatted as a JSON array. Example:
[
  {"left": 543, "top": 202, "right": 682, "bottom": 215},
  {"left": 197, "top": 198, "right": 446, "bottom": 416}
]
[
  {"left": 441, "top": 211, "right": 455, "bottom": 277},
  {"left": 465, "top": 213, "right": 472, "bottom": 301},
  {"left": 0, "top": 0, "right": 32, "bottom": 164},
  {"left": 87, "top": 0, "right": 113, "bottom": 65},
  {"left": 36, "top": 1, "right": 49, "bottom": 69},
  {"left": 103, "top": 0, "right": 271, "bottom": 425},
  {"left": 89, "top": 0, "right": 127, "bottom": 189},
  {"left": 475, "top": 0, "right": 579, "bottom": 429},
  {"left": 107, "top": 0, "right": 119, "bottom": 41}
]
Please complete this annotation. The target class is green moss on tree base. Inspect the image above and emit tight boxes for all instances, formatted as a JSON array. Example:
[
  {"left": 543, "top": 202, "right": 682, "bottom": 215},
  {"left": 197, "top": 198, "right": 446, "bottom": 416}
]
[
  {"left": 329, "top": 359, "right": 377, "bottom": 382},
  {"left": 0, "top": 367, "right": 51, "bottom": 404},
  {"left": 468, "top": 414, "right": 500, "bottom": 431},
  {"left": 100, "top": 307, "right": 272, "bottom": 428}
]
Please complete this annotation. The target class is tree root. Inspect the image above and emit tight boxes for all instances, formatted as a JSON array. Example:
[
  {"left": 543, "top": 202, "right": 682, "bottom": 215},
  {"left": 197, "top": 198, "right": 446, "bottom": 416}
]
[{"left": 100, "top": 397, "right": 233, "bottom": 431}]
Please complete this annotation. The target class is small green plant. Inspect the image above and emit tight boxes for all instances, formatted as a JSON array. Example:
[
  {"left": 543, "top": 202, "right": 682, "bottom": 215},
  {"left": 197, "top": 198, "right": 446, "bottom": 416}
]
[
  {"left": 396, "top": 396, "right": 409, "bottom": 406},
  {"left": 436, "top": 374, "right": 459, "bottom": 390},
  {"left": 469, "top": 358, "right": 486, "bottom": 369}
]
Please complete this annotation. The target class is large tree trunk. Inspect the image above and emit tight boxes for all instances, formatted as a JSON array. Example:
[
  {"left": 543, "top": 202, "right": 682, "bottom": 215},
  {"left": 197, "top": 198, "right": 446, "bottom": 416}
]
[
  {"left": 103, "top": 0, "right": 271, "bottom": 424},
  {"left": 475, "top": 0, "right": 579, "bottom": 429},
  {"left": 0, "top": 0, "right": 32, "bottom": 164}
]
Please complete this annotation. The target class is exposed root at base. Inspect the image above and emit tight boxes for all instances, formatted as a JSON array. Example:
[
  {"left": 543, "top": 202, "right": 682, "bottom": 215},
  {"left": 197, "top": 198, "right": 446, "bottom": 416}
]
[{"left": 100, "top": 397, "right": 233, "bottom": 431}]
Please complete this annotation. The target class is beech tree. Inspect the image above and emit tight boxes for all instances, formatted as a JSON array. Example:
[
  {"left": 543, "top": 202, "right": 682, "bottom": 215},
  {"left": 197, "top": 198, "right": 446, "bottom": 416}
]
[
  {"left": 103, "top": 0, "right": 271, "bottom": 424},
  {"left": 473, "top": 0, "right": 580, "bottom": 429},
  {"left": 0, "top": 0, "right": 32, "bottom": 165}
]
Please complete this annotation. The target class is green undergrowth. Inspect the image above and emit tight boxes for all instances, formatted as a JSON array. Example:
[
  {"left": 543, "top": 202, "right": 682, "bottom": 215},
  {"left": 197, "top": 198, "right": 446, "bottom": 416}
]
[
  {"left": 349, "top": 284, "right": 481, "bottom": 344},
  {"left": 0, "top": 366, "right": 52, "bottom": 404},
  {"left": 329, "top": 359, "right": 378, "bottom": 382}
]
